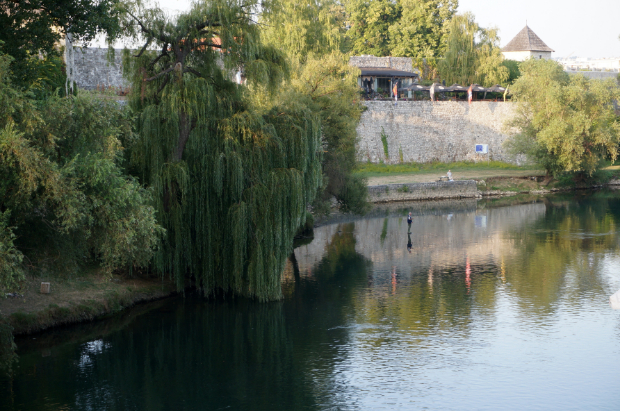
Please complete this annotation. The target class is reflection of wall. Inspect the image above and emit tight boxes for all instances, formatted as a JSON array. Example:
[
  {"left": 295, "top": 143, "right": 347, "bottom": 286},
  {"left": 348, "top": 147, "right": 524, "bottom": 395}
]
[
  {"left": 357, "top": 101, "right": 517, "bottom": 164},
  {"left": 295, "top": 203, "right": 546, "bottom": 278}
]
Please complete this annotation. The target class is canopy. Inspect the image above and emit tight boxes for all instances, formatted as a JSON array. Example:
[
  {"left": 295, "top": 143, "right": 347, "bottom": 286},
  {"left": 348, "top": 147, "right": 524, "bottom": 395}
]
[
  {"left": 404, "top": 84, "right": 429, "bottom": 91},
  {"left": 359, "top": 68, "right": 419, "bottom": 78},
  {"left": 486, "top": 84, "right": 507, "bottom": 92}
]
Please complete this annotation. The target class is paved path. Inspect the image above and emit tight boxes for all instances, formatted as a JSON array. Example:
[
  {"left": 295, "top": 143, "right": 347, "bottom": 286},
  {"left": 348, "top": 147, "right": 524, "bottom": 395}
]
[{"left": 366, "top": 169, "right": 546, "bottom": 186}]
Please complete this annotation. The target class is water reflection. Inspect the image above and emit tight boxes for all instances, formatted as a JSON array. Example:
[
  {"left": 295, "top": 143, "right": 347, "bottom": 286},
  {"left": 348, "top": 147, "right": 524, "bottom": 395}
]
[{"left": 3, "top": 192, "right": 620, "bottom": 410}]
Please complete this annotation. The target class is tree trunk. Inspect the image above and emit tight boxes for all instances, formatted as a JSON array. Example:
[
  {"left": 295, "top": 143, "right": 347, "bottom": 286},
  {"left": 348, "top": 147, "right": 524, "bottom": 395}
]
[{"left": 174, "top": 111, "right": 192, "bottom": 161}]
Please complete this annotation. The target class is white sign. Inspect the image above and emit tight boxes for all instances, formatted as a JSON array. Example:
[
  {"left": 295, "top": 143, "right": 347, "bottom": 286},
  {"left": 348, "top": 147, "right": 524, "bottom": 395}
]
[{"left": 475, "top": 144, "right": 488, "bottom": 154}]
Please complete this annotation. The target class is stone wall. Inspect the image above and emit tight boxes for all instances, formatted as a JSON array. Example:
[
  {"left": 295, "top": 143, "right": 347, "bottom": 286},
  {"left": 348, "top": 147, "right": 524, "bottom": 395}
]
[
  {"left": 357, "top": 101, "right": 517, "bottom": 164},
  {"left": 368, "top": 181, "right": 478, "bottom": 203},
  {"left": 349, "top": 56, "right": 413, "bottom": 72},
  {"left": 72, "top": 48, "right": 129, "bottom": 91}
]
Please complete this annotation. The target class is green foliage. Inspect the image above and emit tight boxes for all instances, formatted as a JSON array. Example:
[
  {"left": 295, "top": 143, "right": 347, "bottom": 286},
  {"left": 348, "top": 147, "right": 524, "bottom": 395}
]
[
  {"left": 438, "top": 13, "right": 509, "bottom": 87},
  {"left": 388, "top": 0, "right": 458, "bottom": 58},
  {"left": 260, "top": 0, "right": 348, "bottom": 59},
  {"left": 380, "top": 127, "right": 389, "bottom": 159},
  {"left": 0, "top": 51, "right": 163, "bottom": 283},
  {"left": 506, "top": 59, "right": 620, "bottom": 175},
  {"left": 346, "top": 0, "right": 400, "bottom": 56},
  {"left": 345, "top": 0, "right": 457, "bottom": 58},
  {"left": 0, "top": 0, "right": 121, "bottom": 88},
  {"left": 123, "top": 0, "right": 323, "bottom": 300},
  {"left": 354, "top": 160, "right": 526, "bottom": 177},
  {"left": 502, "top": 60, "right": 521, "bottom": 85},
  {"left": 282, "top": 53, "right": 368, "bottom": 215}
]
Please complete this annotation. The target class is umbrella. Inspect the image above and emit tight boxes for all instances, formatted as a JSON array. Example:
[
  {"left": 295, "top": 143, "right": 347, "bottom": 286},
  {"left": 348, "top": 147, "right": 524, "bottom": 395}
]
[
  {"left": 404, "top": 83, "right": 430, "bottom": 91},
  {"left": 486, "top": 84, "right": 506, "bottom": 93},
  {"left": 471, "top": 84, "right": 486, "bottom": 92},
  {"left": 449, "top": 83, "right": 468, "bottom": 92},
  {"left": 432, "top": 83, "right": 450, "bottom": 92}
]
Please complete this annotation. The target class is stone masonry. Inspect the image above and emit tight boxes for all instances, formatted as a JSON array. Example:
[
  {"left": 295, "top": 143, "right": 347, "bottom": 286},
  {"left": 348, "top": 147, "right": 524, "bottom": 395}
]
[
  {"left": 357, "top": 101, "right": 517, "bottom": 164},
  {"left": 368, "top": 181, "right": 478, "bottom": 203},
  {"left": 72, "top": 48, "right": 129, "bottom": 91},
  {"left": 349, "top": 56, "right": 413, "bottom": 72}
]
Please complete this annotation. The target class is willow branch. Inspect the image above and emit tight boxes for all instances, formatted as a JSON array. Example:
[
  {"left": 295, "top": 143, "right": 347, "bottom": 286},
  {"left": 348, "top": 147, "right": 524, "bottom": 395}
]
[
  {"left": 133, "top": 38, "right": 151, "bottom": 58},
  {"left": 145, "top": 65, "right": 174, "bottom": 82},
  {"left": 148, "top": 45, "right": 170, "bottom": 69},
  {"left": 156, "top": 75, "right": 170, "bottom": 94},
  {"left": 183, "top": 67, "right": 202, "bottom": 77},
  {"left": 128, "top": 11, "right": 170, "bottom": 44}
]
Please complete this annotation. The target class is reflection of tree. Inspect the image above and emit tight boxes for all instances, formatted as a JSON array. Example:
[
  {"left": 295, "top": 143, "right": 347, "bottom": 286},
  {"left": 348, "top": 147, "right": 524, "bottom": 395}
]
[
  {"left": 3, "top": 224, "right": 373, "bottom": 410},
  {"left": 505, "top": 193, "right": 620, "bottom": 312}
]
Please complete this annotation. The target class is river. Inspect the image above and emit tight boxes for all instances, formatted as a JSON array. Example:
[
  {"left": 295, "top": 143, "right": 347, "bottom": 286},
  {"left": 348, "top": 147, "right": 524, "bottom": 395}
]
[{"left": 2, "top": 192, "right": 620, "bottom": 410}]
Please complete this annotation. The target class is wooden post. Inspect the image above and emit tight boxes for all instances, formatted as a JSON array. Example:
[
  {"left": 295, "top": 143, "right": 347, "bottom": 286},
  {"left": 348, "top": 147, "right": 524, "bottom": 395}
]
[{"left": 40, "top": 282, "right": 51, "bottom": 294}]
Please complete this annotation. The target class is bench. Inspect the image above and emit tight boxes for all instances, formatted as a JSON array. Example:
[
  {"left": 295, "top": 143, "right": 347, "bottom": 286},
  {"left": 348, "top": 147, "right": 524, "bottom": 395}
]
[{"left": 438, "top": 176, "right": 450, "bottom": 182}]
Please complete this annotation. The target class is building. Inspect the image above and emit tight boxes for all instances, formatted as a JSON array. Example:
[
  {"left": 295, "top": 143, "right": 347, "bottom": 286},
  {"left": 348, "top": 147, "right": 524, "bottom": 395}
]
[
  {"left": 501, "top": 25, "right": 554, "bottom": 61},
  {"left": 349, "top": 56, "right": 419, "bottom": 98},
  {"left": 555, "top": 56, "right": 620, "bottom": 73}
]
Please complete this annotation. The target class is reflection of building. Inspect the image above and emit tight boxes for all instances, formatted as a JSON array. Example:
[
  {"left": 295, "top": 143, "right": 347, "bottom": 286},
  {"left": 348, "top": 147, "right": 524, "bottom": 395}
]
[
  {"left": 294, "top": 203, "right": 547, "bottom": 278},
  {"left": 501, "top": 25, "right": 554, "bottom": 61},
  {"left": 349, "top": 56, "right": 419, "bottom": 97}
]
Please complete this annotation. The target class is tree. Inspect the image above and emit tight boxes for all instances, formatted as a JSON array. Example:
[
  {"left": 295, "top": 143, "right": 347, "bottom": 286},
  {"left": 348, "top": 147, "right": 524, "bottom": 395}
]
[
  {"left": 505, "top": 58, "right": 620, "bottom": 176},
  {"left": 388, "top": 0, "right": 457, "bottom": 58},
  {"left": 260, "top": 0, "right": 348, "bottom": 59},
  {"left": 438, "top": 13, "right": 508, "bottom": 87},
  {"left": 260, "top": 1, "right": 369, "bottom": 214},
  {"left": 285, "top": 53, "right": 368, "bottom": 214},
  {"left": 345, "top": 0, "right": 400, "bottom": 57},
  {"left": 0, "top": 0, "right": 122, "bottom": 88},
  {"left": 502, "top": 59, "right": 521, "bottom": 84},
  {"left": 344, "top": 0, "right": 457, "bottom": 58},
  {"left": 121, "top": 0, "right": 323, "bottom": 300},
  {"left": 0, "top": 50, "right": 163, "bottom": 287}
]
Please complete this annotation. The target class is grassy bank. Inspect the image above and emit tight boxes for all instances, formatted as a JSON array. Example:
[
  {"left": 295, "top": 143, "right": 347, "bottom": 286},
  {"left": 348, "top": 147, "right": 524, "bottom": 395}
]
[
  {"left": 354, "top": 161, "right": 537, "bottom": 178},
  {"left": 0, "top": 271, "right": 176, "bottom": 336}
]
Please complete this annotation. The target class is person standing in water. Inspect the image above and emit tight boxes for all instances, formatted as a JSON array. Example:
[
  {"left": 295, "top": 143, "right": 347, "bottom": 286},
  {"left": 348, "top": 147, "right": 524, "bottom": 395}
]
[{"left": 407, "top": 212, "right": 412, "bottom": 232}]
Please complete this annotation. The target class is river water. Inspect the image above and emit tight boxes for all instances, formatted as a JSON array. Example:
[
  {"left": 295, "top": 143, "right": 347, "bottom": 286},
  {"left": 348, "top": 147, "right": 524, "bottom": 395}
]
[{"left": 2, "top": 192, "right": 620, "bottom": 410}]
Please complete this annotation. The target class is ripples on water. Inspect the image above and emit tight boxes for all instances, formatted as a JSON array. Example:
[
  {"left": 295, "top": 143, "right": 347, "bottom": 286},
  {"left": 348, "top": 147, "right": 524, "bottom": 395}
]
[{"left": 3, "top": 193, "right": 620, "bottom": 410}]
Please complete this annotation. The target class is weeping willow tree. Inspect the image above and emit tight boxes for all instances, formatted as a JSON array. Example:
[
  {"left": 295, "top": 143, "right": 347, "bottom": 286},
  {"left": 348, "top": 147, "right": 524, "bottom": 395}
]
[
  {"left": 122, "top": 0, "right": 323, "bottom": 301},
  {"left": 438, "top": 12, "right": 508, "bottom": 87}
]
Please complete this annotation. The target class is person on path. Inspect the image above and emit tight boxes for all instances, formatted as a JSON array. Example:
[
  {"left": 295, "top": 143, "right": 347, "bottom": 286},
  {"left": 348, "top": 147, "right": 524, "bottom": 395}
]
[
  {"left": 468, "top": 84, "right": 473, "bottom": 104},
  {"left": 429, "top": 83, "right": 435, "bottom": 102},
  {"left": 447, "top": 169, "right": 453, "bottom": 181}
]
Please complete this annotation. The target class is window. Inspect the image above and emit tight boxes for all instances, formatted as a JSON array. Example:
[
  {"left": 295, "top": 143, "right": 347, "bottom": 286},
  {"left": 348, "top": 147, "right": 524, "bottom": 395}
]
[{"left": 377, "top": 78, "right": 392, "bottom": 93}]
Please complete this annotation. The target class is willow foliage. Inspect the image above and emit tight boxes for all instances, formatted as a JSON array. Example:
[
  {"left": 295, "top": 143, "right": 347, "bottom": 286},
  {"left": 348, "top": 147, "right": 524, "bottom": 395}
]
[
  {"left": 122, "top": 0, "right": 323, "bottom": 300},
  {"left": 438, "top": 13, "right": 508, "bottom": 87}
]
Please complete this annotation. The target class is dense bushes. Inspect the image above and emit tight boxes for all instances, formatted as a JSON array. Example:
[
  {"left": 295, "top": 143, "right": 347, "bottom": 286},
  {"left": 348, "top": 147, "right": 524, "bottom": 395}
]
[{"left": 0, "top": 52, "right": 163, "bottom": 292}]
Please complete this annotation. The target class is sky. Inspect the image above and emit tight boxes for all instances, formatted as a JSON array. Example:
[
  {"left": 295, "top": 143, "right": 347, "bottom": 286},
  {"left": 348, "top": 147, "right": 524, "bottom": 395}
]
[
  {"left": 109, "top": 0, "right": 620, "bottom": 59},
  {"left": 457, "top": 0, "right": 620, "bottom": 58}
]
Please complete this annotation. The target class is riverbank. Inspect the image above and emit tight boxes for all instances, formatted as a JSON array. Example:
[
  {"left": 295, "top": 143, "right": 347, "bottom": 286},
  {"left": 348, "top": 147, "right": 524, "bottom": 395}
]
[
  {"left": 0, "top": 271, "right": 176, "bottom": 336},
  {"left": 365, "top": 174, "right": 620, "bottom": 203}
]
